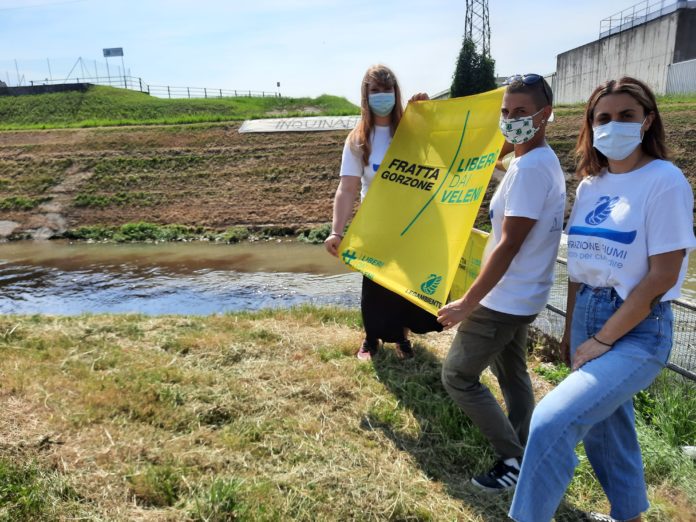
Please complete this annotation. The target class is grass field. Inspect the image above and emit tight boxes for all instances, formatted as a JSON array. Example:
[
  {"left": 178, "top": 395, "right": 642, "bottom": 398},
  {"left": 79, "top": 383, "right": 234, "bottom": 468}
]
[
  {"left": 0, "top": 86, "right": 359, "bottom": 130},
  {"left": 0, "top": 309, "right": 693, "bottom": 521}
]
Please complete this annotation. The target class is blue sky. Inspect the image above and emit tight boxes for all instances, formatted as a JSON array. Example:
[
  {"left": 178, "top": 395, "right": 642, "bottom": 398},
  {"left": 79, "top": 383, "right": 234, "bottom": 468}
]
[{"left": 2, "top": 0, "right": 641, "bottom": 104}]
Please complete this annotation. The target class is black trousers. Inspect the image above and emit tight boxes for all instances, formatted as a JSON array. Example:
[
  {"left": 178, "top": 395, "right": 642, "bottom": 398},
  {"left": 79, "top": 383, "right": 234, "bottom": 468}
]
[{"left": 361, "top": 276, "right": 443, "bottom": 343}]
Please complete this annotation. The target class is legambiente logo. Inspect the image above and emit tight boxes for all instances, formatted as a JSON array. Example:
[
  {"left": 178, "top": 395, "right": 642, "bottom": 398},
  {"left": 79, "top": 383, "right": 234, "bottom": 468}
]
[
  {"left": 585, "top": 196, "right": 620, "bottom": 226},
  {"left": 420, "top": 274, "right": 443, "bottom": 295},
  {"left": 341, "top": 249, "right": 357, "bottom": 265}
]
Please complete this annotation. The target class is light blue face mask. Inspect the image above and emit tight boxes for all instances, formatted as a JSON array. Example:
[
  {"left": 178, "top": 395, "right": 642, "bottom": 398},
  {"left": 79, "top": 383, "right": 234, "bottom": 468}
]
[
  {"left": 368, "top": 92, "right": 396, "bottom": 117},
  {"left": 592, "top": 119, "right": 645, "bottom": 161}
]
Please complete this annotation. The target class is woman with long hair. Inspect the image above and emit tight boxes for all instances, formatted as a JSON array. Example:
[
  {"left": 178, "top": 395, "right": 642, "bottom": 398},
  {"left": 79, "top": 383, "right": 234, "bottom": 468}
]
[
  {"left": 324, "top": 64, "right": 441, "bottom": 361},
  {"left": 509, "top": 77, "right": 696, "bottom": 521}
]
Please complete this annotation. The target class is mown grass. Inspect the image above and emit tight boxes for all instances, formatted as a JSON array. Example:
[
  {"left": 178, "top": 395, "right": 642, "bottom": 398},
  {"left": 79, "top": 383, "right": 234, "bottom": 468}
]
[
  {"left": 0, "top": 310, "right": 693, "bottom": 520},
  {"left": 0, "top": 86, "right": 359, "bottom": 130}
]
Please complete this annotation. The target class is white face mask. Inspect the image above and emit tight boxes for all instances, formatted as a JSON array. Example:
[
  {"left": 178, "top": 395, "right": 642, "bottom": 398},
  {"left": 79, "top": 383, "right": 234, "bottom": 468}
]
[
  {"left": 499, "top": 108, "right": 545, "bottom": 145},
  {"left": 592, "top": 119, "right": 645, "bottom": 161}
]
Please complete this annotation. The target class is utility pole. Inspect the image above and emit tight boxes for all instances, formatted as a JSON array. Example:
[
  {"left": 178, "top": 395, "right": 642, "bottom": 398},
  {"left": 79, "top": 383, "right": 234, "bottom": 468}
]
[{"left": 465, "top": 0, "right": 491, "bottom": 57}]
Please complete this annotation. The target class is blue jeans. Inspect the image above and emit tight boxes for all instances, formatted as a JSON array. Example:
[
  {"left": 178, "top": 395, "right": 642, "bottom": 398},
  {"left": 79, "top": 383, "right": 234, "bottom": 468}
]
[{"left": 509, "top": 285, "right": 673, "bottom": 522}]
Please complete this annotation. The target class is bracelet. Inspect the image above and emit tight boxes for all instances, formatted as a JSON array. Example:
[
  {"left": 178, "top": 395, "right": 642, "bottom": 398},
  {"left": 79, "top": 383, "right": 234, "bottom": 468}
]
[
  {"left": 592, "top": 335, "right": 613, "bottom": 347},
  {"left": 328, "top": 233, "right": 343, "bottom": 239}
]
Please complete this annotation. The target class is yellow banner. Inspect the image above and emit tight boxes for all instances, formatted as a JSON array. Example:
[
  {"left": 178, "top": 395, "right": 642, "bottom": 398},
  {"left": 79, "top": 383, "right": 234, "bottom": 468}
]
[
  {"left": 339, "top": 88, "right": 505, "bottom": 315},
  {"left": 449, "top": 228, "right": 490, "bottom": 302}
]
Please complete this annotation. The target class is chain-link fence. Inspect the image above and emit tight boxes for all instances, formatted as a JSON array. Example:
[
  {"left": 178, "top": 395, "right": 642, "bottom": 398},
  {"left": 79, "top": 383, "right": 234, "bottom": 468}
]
[{"left": 533, "top": 258, "right": 696, "bottom": 381}]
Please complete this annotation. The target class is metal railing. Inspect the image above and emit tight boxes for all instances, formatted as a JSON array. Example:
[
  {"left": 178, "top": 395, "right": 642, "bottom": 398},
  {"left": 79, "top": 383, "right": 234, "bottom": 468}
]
[
  {"left": 24, "top": 75, "right": 280, "bottom": 99},
  {"left": 533, "top": 258, "right": 696, "bottom": 381},
  {"left": 598, "top": 0, "right": 695, "bottom": 38}
]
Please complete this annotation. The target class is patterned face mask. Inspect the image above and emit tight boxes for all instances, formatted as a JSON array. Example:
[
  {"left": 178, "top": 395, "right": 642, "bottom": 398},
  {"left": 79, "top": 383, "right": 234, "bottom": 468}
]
[{"left": 499, "top": 108, "right": 545, "bottom": 145}]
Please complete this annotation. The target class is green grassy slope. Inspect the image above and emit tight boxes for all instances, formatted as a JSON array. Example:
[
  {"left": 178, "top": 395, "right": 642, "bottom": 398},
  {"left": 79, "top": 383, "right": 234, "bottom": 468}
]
[{"left": 0, "top": 86, "right": 359, "bottom": 129}]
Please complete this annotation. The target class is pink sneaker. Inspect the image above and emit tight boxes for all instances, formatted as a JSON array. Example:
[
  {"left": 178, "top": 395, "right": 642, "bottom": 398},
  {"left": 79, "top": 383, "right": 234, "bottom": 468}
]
[{"left": 356, "top": 339, "right": 378, "bottom": 361}]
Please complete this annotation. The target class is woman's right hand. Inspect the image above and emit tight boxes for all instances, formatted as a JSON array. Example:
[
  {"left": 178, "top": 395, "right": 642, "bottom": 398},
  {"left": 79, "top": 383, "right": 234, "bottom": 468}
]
[
  {"left": 324, "top": 234, "right": 342, "bottom": 257},
  {"left": 409, "top": 92, "right": 429, "bottom": 102}
]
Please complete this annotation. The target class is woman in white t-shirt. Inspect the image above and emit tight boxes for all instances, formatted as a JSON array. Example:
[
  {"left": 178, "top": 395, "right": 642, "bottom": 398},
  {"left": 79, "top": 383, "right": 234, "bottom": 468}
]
[
  {"left": 324, "top": 64, "right": 441, "bottom": 361},
  {"left": 510, "top": 77, "right": 696, "bottom": 522}
]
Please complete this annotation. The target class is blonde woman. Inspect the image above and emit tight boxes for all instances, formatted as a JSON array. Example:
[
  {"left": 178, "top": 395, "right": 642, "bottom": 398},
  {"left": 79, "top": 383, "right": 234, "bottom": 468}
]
[{"left": 324, "top": 64, "right": 440, "bottom": 361}]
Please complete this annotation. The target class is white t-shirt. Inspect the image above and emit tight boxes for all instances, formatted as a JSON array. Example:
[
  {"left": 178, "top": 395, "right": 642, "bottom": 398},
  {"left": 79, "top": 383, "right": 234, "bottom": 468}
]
[
  {"left": 566, "top": 159, "right": 696, "bottom": 301},
  {"left": 480, "top": 144, "right": 567, "bottom": 316},
  {"left": 340, "top": 125, "right": 392, "bottom": 201}
]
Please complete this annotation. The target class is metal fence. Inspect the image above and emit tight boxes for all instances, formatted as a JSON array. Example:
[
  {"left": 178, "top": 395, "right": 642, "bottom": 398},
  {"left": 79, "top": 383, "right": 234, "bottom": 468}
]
[
  {"left": 533, "top": 258, "right": 696, "bottom": 381},
  {"left": 24, "top": 75, "right": 280, "bottom": 99},
  {"left": 666, "top": 58, "right": 696, "bottom": 95},
  {"left": 598, "top": 0, "right": 695, "bottom": 38}
]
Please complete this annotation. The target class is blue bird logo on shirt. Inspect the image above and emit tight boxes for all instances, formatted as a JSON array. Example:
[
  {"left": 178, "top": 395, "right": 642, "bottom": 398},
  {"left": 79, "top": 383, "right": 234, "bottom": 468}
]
[
  {"left": 569, "top": 195, "right": 637, "bottom": 245},
  {"left": 585, "top": 196, "right": 620, "bottom": 226}
]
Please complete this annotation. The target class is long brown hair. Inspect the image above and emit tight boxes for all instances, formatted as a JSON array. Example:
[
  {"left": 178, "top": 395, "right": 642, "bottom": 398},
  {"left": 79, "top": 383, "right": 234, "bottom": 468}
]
[
  {"left": 575, "top": 76, "right": 668, "bottom": 178},
  {"left": 348, "top": 64, "right": 404, "bottom": 166}
]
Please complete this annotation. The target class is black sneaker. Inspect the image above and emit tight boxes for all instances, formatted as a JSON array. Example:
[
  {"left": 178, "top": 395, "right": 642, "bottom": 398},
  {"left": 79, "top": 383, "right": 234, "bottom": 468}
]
[
  {"left": 471, "top": 459, "right": 520, "bottom": 492},
  {"left": 395, "top": 340, "right": 415, "bottom": 360}
]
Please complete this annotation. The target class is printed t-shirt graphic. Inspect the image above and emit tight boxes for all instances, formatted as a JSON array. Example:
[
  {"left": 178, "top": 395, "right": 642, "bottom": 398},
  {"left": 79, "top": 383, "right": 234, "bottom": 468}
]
[{"left": 566, "top": 159, "right": 696, "bottom": 301}]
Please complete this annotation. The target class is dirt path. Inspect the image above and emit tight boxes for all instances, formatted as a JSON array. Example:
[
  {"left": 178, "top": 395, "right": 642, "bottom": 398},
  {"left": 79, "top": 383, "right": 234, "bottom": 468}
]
[{"left": 25, "top": 165, "right": 94, "bottom": 239}]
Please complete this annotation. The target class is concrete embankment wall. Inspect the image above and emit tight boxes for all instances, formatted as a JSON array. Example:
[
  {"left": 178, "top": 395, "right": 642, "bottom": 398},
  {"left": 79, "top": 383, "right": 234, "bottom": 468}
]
[{"left": 555, "top": 7, "right": 696, "bottom": 104}]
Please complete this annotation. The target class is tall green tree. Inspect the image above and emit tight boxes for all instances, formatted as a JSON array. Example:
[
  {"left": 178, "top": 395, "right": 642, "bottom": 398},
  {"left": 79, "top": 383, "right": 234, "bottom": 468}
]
[{"left": 450, "top": 37, "right": 497, "bottom": 98}]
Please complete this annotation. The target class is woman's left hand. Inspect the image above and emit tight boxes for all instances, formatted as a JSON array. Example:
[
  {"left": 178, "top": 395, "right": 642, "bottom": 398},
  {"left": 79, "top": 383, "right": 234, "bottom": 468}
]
[{"left": 572, "top": 337, "right": 612, "bottom": 371}]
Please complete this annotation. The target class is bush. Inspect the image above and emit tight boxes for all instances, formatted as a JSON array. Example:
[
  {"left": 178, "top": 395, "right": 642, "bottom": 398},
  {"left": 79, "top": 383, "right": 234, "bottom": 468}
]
[
  {"left": 219, "top": 226, "right": 250, "bottom": 243},
  {"left": 636, "top": 371, "right": 696, "bottom": 447},
  {"left": 297, "top": 223, "right": 331, "bottom": 244}
]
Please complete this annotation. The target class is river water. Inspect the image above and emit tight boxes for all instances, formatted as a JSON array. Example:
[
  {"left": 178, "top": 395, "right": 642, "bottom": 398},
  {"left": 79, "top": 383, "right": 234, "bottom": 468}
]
[
  {"left": 0, "top": 240, "right": 694, "bottom": 315},
  {"left": 0, "top": 241, "right": 361, "bottom": 315}
]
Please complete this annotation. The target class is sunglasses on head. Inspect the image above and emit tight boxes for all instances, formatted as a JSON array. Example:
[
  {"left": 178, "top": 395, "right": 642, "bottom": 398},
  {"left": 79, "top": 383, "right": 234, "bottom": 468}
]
[
  {"left": 504, "top": 73, "right": 543, "bottom": 86},
  {"left": 504, "top": 73, "right": 551, "bottom": 105}
]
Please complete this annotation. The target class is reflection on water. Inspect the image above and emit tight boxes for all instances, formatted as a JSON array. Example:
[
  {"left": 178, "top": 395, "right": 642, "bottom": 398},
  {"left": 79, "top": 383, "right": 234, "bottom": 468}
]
[{"left": 0, "top": 241, "right": 361, "bottom": 315}]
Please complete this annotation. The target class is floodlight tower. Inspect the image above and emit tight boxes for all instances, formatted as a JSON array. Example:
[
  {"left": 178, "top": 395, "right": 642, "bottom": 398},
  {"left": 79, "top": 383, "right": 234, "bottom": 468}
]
[{"left": 465, "top": 0, "right": 491, "bottom": 57}]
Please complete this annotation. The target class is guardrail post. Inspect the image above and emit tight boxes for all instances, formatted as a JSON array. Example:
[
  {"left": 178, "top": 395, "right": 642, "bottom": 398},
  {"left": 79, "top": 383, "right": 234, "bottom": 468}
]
[
  {"left": 219, "top": 88, "right": 222, "bottom": 98},
  {"left": 168, "top": 86, "right": 171, "bottom": 99},
  {"left": 204, "top": 88, "right": 207, "bottom": 98},
  {"left": 187, "top": 87, "right": 190, "bottom": 98},
  {"left": 139, "top": 78, "right": 143, "bottom": 91}
]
